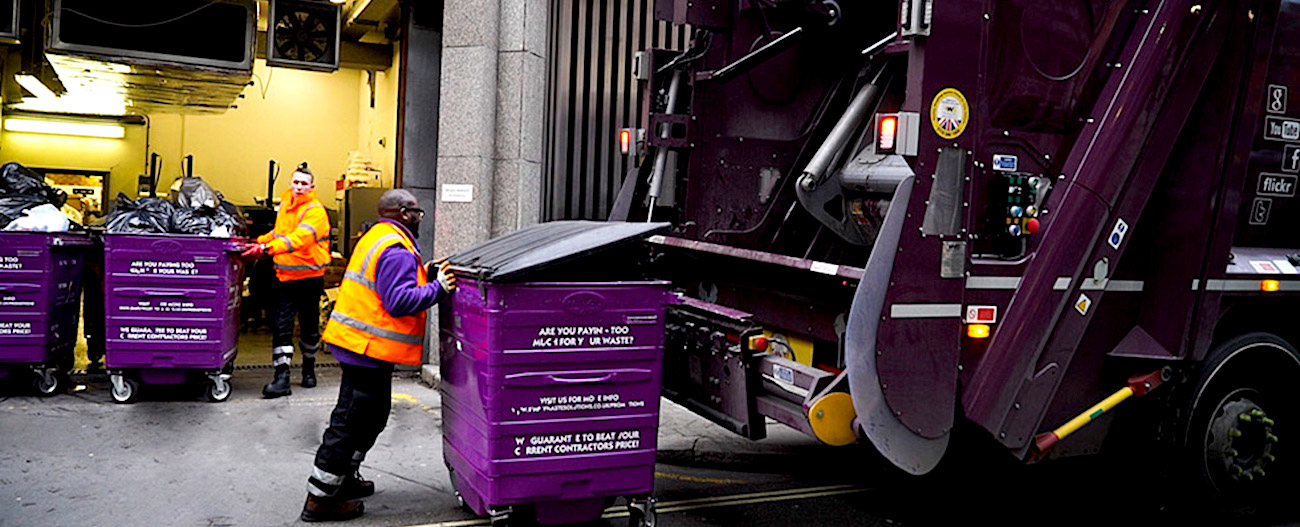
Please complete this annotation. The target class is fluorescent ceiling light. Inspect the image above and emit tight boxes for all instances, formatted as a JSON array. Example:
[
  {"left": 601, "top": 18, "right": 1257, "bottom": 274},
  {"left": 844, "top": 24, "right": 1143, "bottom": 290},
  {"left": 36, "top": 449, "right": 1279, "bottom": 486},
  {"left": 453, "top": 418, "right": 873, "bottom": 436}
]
[
  {"left": 15, "top": 75, "right": 56, "bottom": 99},
  {"left": 13, "top": 96, "right": 128, "bottom": 116},
  {"left": 4, "top": 118, "right": 125, "bottom": 139}
]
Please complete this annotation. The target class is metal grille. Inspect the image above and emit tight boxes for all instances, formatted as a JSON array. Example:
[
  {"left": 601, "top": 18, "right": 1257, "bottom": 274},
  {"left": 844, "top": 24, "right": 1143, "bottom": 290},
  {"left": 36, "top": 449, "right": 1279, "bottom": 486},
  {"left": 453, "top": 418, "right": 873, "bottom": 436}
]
[{"left": 542, "top": 0, "right": 688, "bottom": 221}]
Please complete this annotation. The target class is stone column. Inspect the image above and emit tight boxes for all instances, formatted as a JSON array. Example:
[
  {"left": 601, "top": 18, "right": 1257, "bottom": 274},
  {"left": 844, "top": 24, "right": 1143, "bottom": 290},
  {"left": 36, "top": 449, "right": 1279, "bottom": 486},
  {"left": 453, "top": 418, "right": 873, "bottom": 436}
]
[
  {"left": 425, "top": 0, "right": 548, "bottom": 379},
  {"left": 434, "top": 0, "right": 547, "bottom": 258}
]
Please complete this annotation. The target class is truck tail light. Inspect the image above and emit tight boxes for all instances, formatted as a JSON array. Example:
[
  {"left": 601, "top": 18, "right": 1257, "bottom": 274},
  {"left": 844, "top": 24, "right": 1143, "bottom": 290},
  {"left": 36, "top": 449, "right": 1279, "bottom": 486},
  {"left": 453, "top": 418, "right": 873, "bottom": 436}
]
[
  {"left": 1262, "top": 279, "right": 1280, "bottom": 292},
  {"left": 966, "top": 324, "right": 991, "bottom": 339},
  {"left": 877, "top": 115, "right": 898, "bottom": 153},
  {"left": 619, "top": 128, "right": 632, "bottom": 154}
]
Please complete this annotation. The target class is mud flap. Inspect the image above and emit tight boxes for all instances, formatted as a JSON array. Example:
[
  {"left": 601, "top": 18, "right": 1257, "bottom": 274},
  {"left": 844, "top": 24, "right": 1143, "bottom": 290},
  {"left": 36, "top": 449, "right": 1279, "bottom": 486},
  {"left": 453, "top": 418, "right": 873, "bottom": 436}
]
[{"left": 844, "top": 176, "right": 950, "bottom": 474}]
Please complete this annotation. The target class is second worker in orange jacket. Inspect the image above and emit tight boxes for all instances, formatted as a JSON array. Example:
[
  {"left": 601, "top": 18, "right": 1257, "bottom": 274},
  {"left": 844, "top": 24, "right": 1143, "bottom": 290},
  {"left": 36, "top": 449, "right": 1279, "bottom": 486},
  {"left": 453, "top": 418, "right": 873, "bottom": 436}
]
[{"left": 243, "top": 163, "right": 332, "bottom": 398}]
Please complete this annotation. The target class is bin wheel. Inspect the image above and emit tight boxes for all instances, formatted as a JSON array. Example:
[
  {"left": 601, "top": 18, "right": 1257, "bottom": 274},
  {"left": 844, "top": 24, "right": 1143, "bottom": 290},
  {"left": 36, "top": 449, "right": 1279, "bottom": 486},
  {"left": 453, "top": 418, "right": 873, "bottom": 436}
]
[
  {"left": 628, "top": 497, "right": 656, "bottom": 527},
  {"left": 110, "top": 374, "right": 139, "bottom": 404},
  {"left": 206, "top": 376, "right": 232, "bottom": 402},
  {"left": 454, "top": 491, "right": 467, "bottom": 511},
  {"left": 488, "top": 506, "right": 512, "bottom": 526},
  {"left": 32, "top": 368, "right": 63, "bottom": 397}
]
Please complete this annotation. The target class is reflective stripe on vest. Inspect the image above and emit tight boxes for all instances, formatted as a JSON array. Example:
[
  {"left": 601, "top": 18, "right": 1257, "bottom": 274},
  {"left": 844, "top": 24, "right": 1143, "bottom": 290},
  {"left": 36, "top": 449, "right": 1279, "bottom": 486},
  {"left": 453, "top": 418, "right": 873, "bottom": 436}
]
[
  {"left": 275, "top": 233, "right": 293, "bottom": 253},
  {"left": 343, "top": 270, "right": 375, "bottom": 289},
  {"left": 329, "top": 311, "right": 422, "bottom": 344},
  {"left": 358, "top": 234, "right": 402, "bottom": 277},
  {"left": 276, "top": 262, "right": 330, "bottom": 271}
]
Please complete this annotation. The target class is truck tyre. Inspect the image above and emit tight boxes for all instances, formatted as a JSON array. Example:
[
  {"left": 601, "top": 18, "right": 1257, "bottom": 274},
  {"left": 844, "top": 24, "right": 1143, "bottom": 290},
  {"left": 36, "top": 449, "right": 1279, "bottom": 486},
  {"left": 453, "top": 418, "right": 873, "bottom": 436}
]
[{"left": 1185, "top": 332, "right": 1299, "bottom": 512}]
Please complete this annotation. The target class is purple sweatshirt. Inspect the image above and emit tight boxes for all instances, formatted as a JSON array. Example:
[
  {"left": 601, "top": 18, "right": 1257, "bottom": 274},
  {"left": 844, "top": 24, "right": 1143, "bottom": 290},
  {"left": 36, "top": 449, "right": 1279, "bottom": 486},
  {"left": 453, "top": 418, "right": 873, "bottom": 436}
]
[{"left": 330, "top": 219, "right": 447, "bottom": 368}]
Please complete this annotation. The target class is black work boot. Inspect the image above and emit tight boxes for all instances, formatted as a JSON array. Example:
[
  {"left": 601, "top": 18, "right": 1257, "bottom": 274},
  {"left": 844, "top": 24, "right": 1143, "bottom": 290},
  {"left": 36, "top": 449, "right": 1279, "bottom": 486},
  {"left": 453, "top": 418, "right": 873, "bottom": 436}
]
[
  {"left": 301, "top": 357, "right": 317, "bottom": 388},
  {"left": 262, "top": 366, "right": 292, "bottom": 398},
  {"left": 300, "top": 493, "right": 364, "bottom": 522},
  {"left": 336, "top": 471, "right": 375, "bottom": 500}
]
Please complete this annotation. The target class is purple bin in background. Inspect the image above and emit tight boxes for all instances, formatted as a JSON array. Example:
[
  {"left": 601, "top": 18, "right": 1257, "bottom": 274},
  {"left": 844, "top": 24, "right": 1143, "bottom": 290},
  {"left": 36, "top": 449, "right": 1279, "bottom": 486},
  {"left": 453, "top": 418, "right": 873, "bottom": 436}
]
[
  {"left": 103, "top": 233, "right": 244, "bottom": 403},
  {"left": 0, "top": 232, "right": 92, "bottom": 395},
  {"left": 440, "top": 278, "right": 673, "bottom": 525}
]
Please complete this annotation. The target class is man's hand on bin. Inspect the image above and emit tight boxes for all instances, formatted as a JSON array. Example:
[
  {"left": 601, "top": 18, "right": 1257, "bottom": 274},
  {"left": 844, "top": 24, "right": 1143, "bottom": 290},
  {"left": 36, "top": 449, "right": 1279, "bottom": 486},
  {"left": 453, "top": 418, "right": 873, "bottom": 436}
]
[
  {"left": 429, "top": 258, "right": 457, "bottom": 292},
  {"left": 240, "top": 243, "right": 266, "bottom": 259}
]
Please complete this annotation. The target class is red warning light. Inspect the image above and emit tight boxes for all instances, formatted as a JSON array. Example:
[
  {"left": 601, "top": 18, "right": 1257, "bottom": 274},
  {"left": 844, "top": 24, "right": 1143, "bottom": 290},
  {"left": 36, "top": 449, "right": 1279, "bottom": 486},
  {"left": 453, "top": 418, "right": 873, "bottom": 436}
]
[
  {"left": 619, "top": 129, "right": 632, "bottom": 155},
  {"left": 878, "top": 115, "right": 898, "bottom": 153}
]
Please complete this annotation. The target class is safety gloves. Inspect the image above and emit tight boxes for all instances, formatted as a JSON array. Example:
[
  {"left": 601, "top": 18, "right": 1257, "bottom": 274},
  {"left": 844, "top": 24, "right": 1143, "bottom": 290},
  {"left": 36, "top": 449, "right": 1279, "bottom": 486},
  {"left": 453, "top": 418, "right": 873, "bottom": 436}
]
[
  {"left": 241, "top": 243, "right": 267, "bottom": 259},
  {"left": 428, "top": 258, "right": 457, "bottom": 292}
]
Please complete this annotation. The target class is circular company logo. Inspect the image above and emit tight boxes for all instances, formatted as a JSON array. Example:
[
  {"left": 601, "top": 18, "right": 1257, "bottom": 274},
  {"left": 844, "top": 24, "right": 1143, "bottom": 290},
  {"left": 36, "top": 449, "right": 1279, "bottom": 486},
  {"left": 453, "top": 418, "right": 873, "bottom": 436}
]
[
  {"left": 562, "top": 291, "right": 606, "bottom": 315},
  {"left": 150, "top": 240, "right": 184, "bottom": 254},
  {"left": 930, "top": 87, "right": 970, "bottom": 140}
]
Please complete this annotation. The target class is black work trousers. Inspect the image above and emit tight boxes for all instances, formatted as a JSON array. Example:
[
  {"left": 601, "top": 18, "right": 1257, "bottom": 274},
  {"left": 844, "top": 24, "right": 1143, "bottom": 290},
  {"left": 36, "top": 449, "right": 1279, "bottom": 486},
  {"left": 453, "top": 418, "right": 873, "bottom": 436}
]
[
  {"left": 313, "top": 362, "right": 395, "bottom": 476},
  {"left": 273, "top": 275, "right": 324, "bottom": 351}
]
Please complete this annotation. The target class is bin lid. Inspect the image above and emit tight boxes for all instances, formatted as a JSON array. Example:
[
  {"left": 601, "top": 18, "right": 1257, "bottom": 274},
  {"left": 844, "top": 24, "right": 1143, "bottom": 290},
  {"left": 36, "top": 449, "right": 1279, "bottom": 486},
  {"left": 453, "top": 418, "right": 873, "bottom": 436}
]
[{"left": 450, "top": 220, "right": 669, "bottom": 282}]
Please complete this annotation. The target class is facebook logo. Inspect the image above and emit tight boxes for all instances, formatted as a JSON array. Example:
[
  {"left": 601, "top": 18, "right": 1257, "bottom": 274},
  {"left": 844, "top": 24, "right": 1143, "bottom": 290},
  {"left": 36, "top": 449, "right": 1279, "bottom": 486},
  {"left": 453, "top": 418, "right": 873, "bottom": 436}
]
[{"left": 1285, "top": 145, "right": 1300, "bottom": 173}]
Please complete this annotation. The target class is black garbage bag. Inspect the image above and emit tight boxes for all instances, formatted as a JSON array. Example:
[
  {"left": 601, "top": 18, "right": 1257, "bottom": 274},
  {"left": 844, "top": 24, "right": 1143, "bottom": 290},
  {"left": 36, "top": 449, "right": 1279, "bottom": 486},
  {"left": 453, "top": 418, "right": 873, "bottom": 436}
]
[
  {"left": 0, "top": 194, "right": 50, "bottom": 227},
  {"left": 105, "top": 193, "right": 175, "bottom": 234},
  {"left": 173, "top": 206, "right": 242, "bottom": 236},
  {"left": 216, "top": 192, "right": 247, "bottom": 236},
  {"left": 0, "top": 162, "right": 66, "bottom": 208},
  {"left": 175, "top": 176, "right": 219, "bottom": 209}
]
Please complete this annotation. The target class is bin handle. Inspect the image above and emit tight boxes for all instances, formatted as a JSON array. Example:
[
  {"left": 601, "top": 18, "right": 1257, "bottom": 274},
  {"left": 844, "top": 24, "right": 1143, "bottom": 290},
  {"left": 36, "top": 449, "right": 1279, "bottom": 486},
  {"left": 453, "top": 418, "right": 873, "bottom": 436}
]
[
  {"left": 114, "top": 288, "right": 216, "bottom": 298},
  {"left": 502, "top": 369, "right": 651, "bottom": 387},
  {"left": 547, "top": 373, "right": 616, "bottom": 384}
]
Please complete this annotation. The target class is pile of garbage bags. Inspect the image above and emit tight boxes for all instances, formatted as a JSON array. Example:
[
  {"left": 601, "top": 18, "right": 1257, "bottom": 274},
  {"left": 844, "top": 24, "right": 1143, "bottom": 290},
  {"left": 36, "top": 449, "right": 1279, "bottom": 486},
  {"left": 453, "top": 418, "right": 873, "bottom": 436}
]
[
  {"left": 0, "top": 162, "right": 71, "bottom": 232},
  {"left": 106, "top": 176, "right": 245, "bottom": 237}
]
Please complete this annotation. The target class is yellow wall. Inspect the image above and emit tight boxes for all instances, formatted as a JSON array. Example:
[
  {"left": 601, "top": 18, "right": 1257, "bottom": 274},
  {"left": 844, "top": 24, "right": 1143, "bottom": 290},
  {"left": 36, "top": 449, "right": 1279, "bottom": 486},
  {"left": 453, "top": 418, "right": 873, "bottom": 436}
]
[
  {"left": 0, "top": 57, "right": 396, "bottom": 211},
  {"left": 357, "top": 43, "right": 400, "bottom": 185},
  {"left": 150, "top": 59, "right": 363, "bottom": 205},
  {"left": 0, "top": 122, "right": 147, "bottom": 207}
]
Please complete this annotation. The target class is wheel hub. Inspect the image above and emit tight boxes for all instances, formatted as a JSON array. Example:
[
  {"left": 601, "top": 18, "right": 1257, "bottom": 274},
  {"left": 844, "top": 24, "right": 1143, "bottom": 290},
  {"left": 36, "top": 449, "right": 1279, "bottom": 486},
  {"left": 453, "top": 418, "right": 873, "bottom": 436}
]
[{"left": 1206, "top": 396, "right": 1278, "bottom": 488}]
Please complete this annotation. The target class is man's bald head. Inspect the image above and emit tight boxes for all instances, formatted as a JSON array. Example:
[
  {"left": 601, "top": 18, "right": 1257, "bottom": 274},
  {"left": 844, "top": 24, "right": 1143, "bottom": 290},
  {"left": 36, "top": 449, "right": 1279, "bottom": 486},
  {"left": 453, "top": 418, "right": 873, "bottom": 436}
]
[{"left": 378, "top": 189, "right": 418, "bottom": 220}]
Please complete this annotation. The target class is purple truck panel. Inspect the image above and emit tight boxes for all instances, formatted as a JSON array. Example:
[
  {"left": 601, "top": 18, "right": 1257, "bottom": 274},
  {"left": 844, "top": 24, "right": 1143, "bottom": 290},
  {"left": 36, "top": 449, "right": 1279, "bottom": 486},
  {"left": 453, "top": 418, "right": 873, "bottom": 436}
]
[
  {"left": 440, "top": 278, "right": 672, "bottom": 523},
  {"left": 103, "top": 234, "right": 243, "bottom": 377},
  {"left": 0, "top": 232, "right": 91, "bottom": 367}
]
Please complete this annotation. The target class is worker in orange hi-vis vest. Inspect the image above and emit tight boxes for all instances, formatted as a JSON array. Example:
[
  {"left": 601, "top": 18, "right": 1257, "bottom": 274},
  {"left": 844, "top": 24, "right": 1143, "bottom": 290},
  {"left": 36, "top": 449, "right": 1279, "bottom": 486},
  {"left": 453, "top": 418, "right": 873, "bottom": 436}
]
[
  {"left": 241, "top": 163, "right": 332, "bottom": 398},
  {"left": 299, "top": 188, "right": 456, "bottom": 522}
]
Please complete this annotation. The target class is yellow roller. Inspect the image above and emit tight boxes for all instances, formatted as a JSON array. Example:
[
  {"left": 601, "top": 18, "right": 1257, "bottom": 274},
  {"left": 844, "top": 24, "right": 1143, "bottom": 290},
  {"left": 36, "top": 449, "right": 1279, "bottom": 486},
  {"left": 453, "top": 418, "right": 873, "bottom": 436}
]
[{"left": 808, "top": 392, "right": 858, "bottom": 446}]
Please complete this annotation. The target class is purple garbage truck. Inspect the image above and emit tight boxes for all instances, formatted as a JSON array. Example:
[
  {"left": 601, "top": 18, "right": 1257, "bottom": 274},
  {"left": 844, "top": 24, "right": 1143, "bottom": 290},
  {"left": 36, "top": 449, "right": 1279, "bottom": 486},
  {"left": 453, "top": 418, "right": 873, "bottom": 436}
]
[{"left": 448, "top": 0, "right": 1300, "bottom": 518}]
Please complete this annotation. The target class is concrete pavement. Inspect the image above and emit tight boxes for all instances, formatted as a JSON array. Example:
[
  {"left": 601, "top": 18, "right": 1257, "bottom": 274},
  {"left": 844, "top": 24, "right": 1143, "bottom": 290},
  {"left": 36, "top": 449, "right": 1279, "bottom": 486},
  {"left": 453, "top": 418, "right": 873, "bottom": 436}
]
[{"left": 0, "top": 359, "right": 843, "bottom": 527}]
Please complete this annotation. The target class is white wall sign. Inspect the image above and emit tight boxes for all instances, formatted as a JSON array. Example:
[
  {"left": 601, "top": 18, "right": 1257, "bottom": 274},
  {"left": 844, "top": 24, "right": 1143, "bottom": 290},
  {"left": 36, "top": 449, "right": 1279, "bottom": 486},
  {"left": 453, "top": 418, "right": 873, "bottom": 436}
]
[{"left": 441, "top": 184, "right": 474, "bottom": 203}]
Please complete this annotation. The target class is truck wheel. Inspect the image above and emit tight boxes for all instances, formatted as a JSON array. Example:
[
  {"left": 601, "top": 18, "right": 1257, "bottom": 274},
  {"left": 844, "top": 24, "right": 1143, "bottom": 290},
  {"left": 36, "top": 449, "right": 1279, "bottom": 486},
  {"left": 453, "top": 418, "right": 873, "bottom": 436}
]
[
  {"left": 1186, "top": 332, "right": 1299, "bottom": 511},
  {"left": 110, "top": 374, "right": 139, "bottom": 404}
]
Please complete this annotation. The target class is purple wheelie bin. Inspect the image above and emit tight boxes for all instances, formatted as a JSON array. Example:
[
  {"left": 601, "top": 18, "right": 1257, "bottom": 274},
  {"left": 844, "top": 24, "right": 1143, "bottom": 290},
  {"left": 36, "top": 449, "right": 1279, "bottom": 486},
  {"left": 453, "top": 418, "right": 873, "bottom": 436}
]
[
  {"left": 0, "top": 231, "right": 93, "bottom": 396},
  {"left": 439, "top": 220, "right": 674, "bottom": 527},
  {"left": 103, "top": 233, "right": 244, "bottom": 403}
]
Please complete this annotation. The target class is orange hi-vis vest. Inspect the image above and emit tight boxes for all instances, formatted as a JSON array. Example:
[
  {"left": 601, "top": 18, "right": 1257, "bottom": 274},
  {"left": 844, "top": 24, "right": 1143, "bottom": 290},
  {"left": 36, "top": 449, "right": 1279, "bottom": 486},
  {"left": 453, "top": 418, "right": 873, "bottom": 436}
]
[
  {"left": 321, "top": 221, "right": 427, "bottom": 366},
  {"left": 257, "top": 189, "right": 331, "bottom": 281}
]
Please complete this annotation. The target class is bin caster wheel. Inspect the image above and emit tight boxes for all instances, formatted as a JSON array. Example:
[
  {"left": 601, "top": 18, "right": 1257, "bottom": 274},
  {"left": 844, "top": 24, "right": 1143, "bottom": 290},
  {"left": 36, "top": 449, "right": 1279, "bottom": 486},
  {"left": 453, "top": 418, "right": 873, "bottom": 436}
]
[
  {"left": 206, "top": 373, "right": 232, "bottom": 402},
  {"left": 454, "top": 491, "right": 467, "bottom": 511},
  {"left": 628, "top": 497, "right": 656, "bottom": 527},
  {"left": 488, "top": 506, "right": 512, "bottom": 526},
  {"left": 32, "top": 368, "right": 64, "bottom": 397},
  {"left": 110, "top": 374, "right": 139, "bottom": 404}
]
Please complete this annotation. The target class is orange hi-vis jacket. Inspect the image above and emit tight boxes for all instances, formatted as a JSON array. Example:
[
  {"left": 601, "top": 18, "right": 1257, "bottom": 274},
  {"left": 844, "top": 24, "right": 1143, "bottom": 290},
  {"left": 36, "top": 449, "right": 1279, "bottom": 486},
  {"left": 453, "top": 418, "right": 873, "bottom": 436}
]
[
  {"left": 321, "top": 221, "right": 427, "bottom": 366},
  {"left": 257, "top": 189, "right": 331, "bottom": 282}
]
